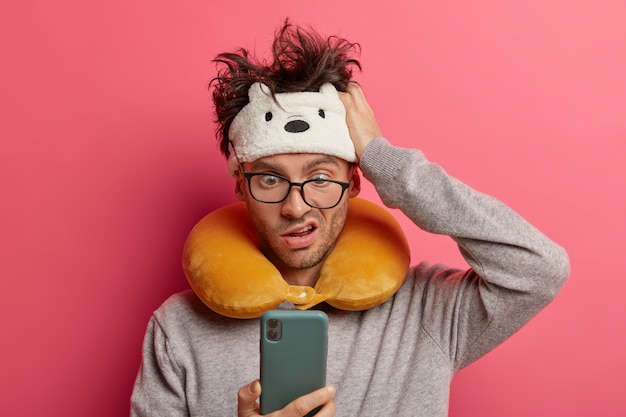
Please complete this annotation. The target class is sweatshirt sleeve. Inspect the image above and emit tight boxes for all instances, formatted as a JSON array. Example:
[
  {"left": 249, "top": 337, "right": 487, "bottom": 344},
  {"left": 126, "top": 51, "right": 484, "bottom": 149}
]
[
  {"left": 359, "top": 137, "right": 570, "bottom": 371},
  {"left": 130, "top": 316, "right": 189, "bottom": 417}
]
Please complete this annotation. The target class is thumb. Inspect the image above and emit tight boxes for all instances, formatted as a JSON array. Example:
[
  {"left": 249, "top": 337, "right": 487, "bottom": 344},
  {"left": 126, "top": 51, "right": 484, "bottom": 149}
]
[{"left": 238, "top": 380, "right": 261, "bottom": 417}]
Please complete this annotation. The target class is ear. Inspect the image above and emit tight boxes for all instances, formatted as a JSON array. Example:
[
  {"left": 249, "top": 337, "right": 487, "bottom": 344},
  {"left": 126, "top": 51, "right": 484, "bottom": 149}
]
[
  {"left": 319, "top": 82, "right": 339, "bottom": 98},
  {"left": 349, "top": 168, "right": 361, "bottom": 197},
  {"left": 249, "top": 82, "right": 271, "bottom": 101},
  {"left": 234, "top": 173, "right": 246, "bottom": 201}
]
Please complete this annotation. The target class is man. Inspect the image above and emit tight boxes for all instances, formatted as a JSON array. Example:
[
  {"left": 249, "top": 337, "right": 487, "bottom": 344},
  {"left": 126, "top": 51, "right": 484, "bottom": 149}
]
[{"left": 131, "top": 22, "right": 569, "bottom": 417}]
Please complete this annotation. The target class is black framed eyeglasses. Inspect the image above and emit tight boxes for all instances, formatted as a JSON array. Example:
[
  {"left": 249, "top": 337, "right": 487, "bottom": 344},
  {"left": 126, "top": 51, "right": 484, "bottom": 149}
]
[{"left": 242, "top": 171, "right": 351, "bottom": 209}]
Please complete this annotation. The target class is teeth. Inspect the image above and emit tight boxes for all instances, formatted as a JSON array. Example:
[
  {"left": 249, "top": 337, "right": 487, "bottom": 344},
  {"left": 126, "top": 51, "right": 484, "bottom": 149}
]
[{"left": 289, "top": 225, "right": 312, "bottom": 235}]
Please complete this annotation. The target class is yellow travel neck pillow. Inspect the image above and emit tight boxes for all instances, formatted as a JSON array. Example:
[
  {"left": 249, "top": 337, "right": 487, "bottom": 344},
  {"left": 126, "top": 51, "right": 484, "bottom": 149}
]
[{"left": 182, "top": 198, "right": 410, "bottom": 319}]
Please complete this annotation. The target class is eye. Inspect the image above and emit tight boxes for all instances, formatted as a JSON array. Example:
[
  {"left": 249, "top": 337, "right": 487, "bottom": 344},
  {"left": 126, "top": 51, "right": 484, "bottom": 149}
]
[
  {"left": 310, "top": 173, "right": 331, "bottom": 185},
  {"left": 265, "top": 112, "right": 273, "bottom": 122},
  {"left": 318, "top": 109, "right": 325, "bottom": 119},
  {"left": 259, "top": 174, "right": 281, "bottom": 187},
  {"left": 312, "top": 173, "right": 330, "bottom": 180}
]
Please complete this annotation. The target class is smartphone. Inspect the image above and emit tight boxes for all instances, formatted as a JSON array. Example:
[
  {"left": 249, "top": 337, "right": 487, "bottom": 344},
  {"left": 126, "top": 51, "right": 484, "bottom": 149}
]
[{"left": 260, "top": 310, "right": 328, "bottom": 416}]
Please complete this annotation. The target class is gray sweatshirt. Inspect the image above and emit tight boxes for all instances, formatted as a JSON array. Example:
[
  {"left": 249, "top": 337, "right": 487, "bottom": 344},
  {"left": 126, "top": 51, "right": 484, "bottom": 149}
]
[{"left": 131, "top": 138, "right": 569, "bottom": 416}]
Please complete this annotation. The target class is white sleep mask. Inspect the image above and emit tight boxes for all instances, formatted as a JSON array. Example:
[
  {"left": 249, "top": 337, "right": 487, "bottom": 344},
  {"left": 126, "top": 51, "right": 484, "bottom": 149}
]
[{"left": 227, "top": 82, "right": 356, "bottom": 174}]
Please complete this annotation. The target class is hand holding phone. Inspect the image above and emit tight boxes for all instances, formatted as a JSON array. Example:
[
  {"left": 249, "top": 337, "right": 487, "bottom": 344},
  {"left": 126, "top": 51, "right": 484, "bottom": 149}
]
[
  {"left": 237, "top": 380, "right": 336, "bottom": 417},
  {"left": 260, "top": 310, "right": 329, "bottom": 416}
]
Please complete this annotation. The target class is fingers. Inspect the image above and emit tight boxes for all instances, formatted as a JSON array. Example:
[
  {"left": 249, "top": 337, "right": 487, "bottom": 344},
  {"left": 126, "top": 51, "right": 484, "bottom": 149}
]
[
  {"left": 337, "top": 82, "right": 361, "bottom": 110},
  {"left": 238, "top": 380, "right": 261, "bottom": 417},
  {"left": 281, "top": 386, "right": 336, "bottom": 417},
  {"left": 340, "top": 82, "right": 372, "bottom": 112},
  {"left": 343, "top": 81, "right": 366, "bottom": 103},
  {"left": 238, "top": 381, "right": 336, "bottom": 417}
]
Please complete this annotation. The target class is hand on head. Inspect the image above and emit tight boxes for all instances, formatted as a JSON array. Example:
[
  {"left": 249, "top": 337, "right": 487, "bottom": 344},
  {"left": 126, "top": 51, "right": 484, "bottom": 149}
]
[{"left": 338, "top": 82, "right": 383, "bottom": 160}]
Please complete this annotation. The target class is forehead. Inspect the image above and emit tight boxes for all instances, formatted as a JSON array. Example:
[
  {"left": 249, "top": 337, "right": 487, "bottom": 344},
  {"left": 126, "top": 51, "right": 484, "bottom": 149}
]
[{"left": 247, "top": 153, "right": 350, "bottom": 173}]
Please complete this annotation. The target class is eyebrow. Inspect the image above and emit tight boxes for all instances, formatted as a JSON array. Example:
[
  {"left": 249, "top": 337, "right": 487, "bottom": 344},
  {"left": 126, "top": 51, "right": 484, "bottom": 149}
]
[{"left": 249, "top": 155, "right": 341, "bottom": 173}]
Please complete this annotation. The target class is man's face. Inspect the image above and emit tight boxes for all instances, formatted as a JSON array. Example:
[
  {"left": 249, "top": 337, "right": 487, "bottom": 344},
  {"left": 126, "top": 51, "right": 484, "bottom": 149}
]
[{"left": 236, "top": 153, "right": 361, "bottom": 278}]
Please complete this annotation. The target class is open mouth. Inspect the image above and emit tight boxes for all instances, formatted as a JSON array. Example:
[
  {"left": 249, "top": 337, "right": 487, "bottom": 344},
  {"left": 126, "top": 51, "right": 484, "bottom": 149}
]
[
  {"left": 287, "top": 225, "right": 315, "bottom": 237},
  {"left": 281, "top": 224, "right": 318, "bottom": 249}
]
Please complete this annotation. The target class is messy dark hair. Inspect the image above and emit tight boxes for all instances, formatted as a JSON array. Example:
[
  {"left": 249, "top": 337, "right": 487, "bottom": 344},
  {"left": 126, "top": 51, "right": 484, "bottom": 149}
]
[{"left": 210, "top": 20, "right": 361, "bottom": 158}]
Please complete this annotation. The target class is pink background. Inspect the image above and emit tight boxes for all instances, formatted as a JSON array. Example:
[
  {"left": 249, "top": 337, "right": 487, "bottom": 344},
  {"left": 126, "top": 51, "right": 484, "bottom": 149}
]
[{"left": 1, "top": 1, "right": 625, "bottom": 416}]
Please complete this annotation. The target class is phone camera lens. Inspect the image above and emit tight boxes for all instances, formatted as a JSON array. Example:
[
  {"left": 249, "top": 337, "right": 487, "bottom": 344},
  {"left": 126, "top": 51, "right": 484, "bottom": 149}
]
[{"left": 265, "top": 318, "right": 282, "bottom": 340}]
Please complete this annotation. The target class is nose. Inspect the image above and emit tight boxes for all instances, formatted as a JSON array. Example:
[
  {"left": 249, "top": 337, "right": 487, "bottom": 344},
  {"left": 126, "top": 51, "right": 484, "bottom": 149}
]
[{"left": 281, "top": 186, "right": 311, "bottom": 218}]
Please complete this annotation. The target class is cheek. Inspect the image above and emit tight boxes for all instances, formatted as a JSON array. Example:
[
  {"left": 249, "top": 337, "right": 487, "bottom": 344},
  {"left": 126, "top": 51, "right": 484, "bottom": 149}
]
[
  {"left": 246, "top": 200, "right": 278, "bottom": 234},
  {"left": 324, "top": 204, "right": 349, "bottom": 239}
]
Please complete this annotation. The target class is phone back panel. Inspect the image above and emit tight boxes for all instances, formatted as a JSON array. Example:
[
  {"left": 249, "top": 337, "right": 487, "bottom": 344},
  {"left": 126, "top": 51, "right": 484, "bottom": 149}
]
[{"left": 260, "top": 310, "right": 328, "bottom": 415}]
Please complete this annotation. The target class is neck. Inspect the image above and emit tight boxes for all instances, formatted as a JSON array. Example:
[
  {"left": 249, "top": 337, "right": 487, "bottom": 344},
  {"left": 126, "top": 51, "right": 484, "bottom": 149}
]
[{"left": 280, "top": 265, "right": 321, "bottom": 288}]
